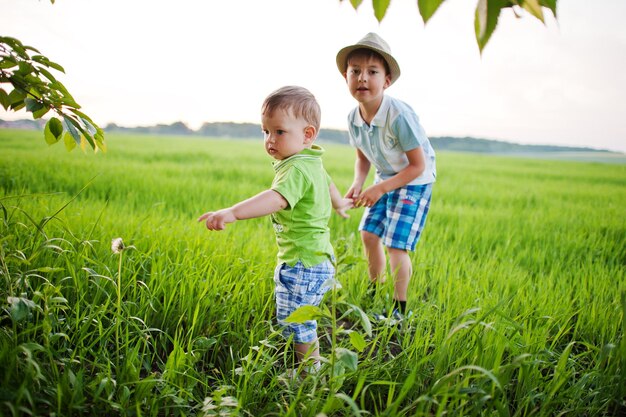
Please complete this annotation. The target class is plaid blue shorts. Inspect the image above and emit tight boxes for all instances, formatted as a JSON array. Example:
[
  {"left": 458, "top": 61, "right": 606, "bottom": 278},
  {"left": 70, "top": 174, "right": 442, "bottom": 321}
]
[
  {"left": 274, "top": 259, "right": 334, "bottom": 343},
  {"left": 359, "top": 183, "right": 433, "bottom": 251}
]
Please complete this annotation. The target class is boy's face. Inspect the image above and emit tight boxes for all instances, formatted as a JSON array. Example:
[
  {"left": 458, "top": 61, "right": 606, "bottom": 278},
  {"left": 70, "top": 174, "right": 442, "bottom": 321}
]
[
  {"left": 344, "top": 54, "right": 391, "bottom": 108},
  {"left": 261, "top": 109, "right": 315, "bottom": 160}
]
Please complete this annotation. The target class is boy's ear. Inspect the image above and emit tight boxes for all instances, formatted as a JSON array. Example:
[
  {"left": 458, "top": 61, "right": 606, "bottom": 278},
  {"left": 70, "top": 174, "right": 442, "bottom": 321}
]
[
  {"left": 303, "top": 125, "right": 317, "bottom": 144},
  {"left": 383, "top": 74, "right": 392, "bottom": 89}
]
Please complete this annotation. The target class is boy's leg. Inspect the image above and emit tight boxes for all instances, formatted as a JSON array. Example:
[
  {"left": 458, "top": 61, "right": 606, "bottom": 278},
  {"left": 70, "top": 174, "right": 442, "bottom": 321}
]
[
  {"left": 294, "top": 339, "right": 320, "bottom": 373},
  {"left": 388, "top": 247, "right": 411, "bottom": 314},
  {"left": 294, "top": 340, "right": 319, "bottom": 360},
  {"left": 361, "top": 230, "right": 386, "bottom": 284},
  {"left": 274, "top": 260, "right": 333, "bottom": 373},
  {"left": 380, "top": 184, "right": 432, "bottom": 315}
]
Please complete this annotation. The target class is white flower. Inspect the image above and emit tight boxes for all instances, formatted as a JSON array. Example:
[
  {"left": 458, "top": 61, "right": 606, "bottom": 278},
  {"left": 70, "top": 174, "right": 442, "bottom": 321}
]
[{"left": 111, "top": 237, "right": 125, "bottom": 254}]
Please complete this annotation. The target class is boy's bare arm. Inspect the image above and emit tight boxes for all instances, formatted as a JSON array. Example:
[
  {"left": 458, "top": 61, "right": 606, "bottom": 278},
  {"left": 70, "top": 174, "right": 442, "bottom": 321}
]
[
  {"left": 355, "top": 147, "right": 425, "bottom": 208},
  {"left": 345, "top": 149, "right": 371, "bottom": 199},
  {"left": 198, "top": 190, "right": 288, "bottom": 230},
  {"left": 329, "top": 182, "right": 353, "bottom": 218}
]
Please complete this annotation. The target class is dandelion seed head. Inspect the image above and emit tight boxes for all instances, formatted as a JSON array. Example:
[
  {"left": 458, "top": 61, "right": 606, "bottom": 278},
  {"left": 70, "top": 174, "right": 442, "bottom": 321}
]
[{"left": 111, "top": 237, "right": 125, "bottom": 254}]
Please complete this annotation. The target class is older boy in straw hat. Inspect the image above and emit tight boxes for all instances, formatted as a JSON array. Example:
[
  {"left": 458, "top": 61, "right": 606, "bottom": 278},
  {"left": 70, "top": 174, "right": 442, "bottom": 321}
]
[{"left": 336, "top": 33, "right": 436, "bottom": 320}]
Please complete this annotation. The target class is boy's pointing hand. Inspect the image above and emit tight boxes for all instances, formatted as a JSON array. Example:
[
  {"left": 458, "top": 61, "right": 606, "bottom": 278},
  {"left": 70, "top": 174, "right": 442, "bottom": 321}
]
[{"left": 198, "top": 209, "right": 236, "bottom": 231}]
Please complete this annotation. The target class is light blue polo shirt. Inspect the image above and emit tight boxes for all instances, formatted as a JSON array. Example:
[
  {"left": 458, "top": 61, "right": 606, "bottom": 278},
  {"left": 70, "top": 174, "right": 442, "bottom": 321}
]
[{"left": 347, "top": 95, "right": 436, "bottom": 185}]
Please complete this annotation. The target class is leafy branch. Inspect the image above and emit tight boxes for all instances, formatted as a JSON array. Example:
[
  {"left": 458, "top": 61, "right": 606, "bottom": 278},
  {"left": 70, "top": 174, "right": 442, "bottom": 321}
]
[
  {"left": 343, "top": 0, "right": 558, "bottom": 53},
  {"left": 0, "top": 36, "right": 105, "bottom": 152}
]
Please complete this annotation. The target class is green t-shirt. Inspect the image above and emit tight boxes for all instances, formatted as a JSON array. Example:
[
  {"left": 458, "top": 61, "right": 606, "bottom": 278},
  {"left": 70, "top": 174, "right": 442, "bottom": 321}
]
[{"left": 270, "top": 145, "right": 334, "bottom": 267}]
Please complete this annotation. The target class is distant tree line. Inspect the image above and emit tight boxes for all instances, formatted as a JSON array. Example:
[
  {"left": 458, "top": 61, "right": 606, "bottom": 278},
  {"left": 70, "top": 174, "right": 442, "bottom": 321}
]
[{"left": 1, "top": 118, "right": 609, "bottom": 154}]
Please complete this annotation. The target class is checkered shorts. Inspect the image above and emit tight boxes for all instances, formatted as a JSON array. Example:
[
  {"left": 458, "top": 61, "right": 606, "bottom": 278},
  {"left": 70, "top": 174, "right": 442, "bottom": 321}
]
[
  {"left": 359, "top": 183, "right": 433, "bottom": 251},
  {"left": 274, "top": 259, "right": 334, "bottom": 343}
]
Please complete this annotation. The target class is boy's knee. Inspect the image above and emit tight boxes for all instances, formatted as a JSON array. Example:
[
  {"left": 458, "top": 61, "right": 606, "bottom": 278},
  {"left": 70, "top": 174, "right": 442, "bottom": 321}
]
[
  {"left": 361, "top": 230, "right": 381, "bottom": 246},
  {"left": 387, "top": 247, "right": 408, "bottom": 256}
]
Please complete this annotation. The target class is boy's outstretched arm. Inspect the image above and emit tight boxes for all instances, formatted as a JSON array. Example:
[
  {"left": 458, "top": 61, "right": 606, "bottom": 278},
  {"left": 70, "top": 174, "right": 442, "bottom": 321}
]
[
  {"left": 329, "top": 182, "right": 353, "bottom": 218},
  {"left": 198, "top": 190, "right": 288, "bottom": 230}
]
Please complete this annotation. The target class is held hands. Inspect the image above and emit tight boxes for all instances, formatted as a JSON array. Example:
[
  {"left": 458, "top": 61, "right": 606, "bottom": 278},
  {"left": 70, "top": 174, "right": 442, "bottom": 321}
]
[
  {"left": 334, "top": 198, "right": 354, "bottom": 218},
  {"left": 346, "top": 183, "right": 384, "bottom": 208},
  {"left": 197, "top": 208, "right": 237, "bottom": 231}
]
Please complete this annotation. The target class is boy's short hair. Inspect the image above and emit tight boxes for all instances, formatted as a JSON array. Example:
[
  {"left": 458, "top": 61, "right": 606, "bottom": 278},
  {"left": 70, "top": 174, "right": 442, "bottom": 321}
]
[
  {"left": 262, "top": 86, "right": 321, "bottom": 131},
  {"left": 346, "top": 49, "right": 391, "bottom": 77}
]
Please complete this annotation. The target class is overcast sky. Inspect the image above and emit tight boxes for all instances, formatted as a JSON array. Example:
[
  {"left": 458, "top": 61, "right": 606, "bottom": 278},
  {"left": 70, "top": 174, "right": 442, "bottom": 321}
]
[{"left": 2, "top": 0, "right": 625, "bottom": 152}]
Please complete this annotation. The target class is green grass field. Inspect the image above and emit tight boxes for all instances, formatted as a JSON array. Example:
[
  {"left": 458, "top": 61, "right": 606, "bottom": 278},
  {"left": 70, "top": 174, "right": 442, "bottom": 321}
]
[{"left": 1, "top": 129, "right": 625, "bottom": 416}]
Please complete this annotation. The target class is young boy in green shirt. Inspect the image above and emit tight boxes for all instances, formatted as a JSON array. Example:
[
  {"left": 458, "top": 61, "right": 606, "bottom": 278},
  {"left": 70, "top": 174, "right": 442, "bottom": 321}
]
[{"left": 198, "top": 86, "right": 352, "bottom": 370}]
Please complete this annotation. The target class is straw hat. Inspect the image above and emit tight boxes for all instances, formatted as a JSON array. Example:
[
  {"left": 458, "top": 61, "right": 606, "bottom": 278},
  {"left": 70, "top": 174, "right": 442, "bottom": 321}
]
[{"left": 336, "top": 32, "right": 401, "bottom": 85}]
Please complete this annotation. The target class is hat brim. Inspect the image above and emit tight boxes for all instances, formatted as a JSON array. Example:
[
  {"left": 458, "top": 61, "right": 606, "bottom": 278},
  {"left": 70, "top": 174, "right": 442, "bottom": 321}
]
[{"left": 336, "top": 44, "right": 401, "bottom": 85}]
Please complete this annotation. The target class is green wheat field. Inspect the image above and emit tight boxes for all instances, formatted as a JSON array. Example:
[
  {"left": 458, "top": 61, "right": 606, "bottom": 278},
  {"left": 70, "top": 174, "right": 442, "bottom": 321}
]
[{"left": 1, "top": 129, "right": 625, "bottom": 416}]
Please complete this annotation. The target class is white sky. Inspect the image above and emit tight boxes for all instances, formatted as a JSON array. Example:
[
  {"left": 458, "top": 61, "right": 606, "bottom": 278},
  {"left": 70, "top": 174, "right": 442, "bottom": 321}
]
[{"left": 2, "top": 0, "right": 625, "bottom": 152}]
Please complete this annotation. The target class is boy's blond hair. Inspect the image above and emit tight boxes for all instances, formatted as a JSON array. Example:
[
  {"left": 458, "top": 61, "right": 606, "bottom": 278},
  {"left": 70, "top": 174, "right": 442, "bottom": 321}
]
[{"left": 261, "top": 86, "right": 321, "bottom": 132}]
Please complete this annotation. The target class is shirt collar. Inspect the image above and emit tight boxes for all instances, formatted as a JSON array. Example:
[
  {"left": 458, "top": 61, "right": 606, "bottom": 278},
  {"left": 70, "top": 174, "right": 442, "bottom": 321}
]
[
  {"left": 273, "top": 145, "right": 324, "bottom": 171},
  {"left": 353, "top": 95, "right": 389, "bottom": 128}
]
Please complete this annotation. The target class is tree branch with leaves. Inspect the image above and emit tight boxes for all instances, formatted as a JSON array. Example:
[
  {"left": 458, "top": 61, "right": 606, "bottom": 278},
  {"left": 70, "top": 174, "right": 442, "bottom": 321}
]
[
  {"left": 343, "top": 0, "right": 558, "bottom": 53},
  {"left": 0, "top": 36, "right": 105, "bottom": 152}
]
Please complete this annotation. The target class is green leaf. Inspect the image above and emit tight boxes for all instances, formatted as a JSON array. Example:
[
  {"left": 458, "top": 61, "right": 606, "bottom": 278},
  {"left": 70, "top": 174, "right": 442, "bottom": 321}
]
[
  {"left": 45, "top": 59, "right": 65, "bottom": 73},
  {"left": 63, "top": 116, "right": 82, "bottom": 145},
  {"left": 37, "top": 66, "right": 58, "bottom": 83},
  {"left": 49, "top": 117, "right": 64, "bottom": 138},
  {"left": 63, "top": 132, "right": 77, "bottom": 151},
  {"left": 0, "top": 36, "right": 22, "bottom": 52},
  {"left": 349, "top": 0, "right": 362, "bottom": 9},
  {"left": 4, "top": 38, "right": 27, "bottom": 58},
  {"left": 348, "top": 331, "right": 367, "bottom": 352},
  {"left": 24, "top": 74, "right": 44, "bottom": 88},
  {"left": 17, "top": 61, "right": 36, "bottom": 76},
  {"left": 418, "top": 0, "right": 446, "bottom": 24},
  {"left": 49, "top": 333, "right": 69, "bottom": 343},
  {"left": 81, "top": 129, "right": 96, "bottom": 149},
  {"left": 32, "top": 105, "right": 50, "bottom": 119},
  {"left": 8, "top": 296, "right": 37, "bottom": 322},
  {"left": 94, "top": 132, "right": 106, "bottom": 152},
  {"left": 10, "top": 101, "right": 25, "bottom": 112},
  {"left": 24, "top": 97, "right": 43, "bottom": 113},
  {"left": 284, "top": 305, "right": 326, "bottom": 323},
  {"left": 352, "top": 303, "right": 372, "bottom": 337},
  {"left": 0, "top": 89, "right": 9, "bottom": 110},
  {"left": 372, "top": 0, "right": 391, "bottom": 22},
  {"left": 0, "top": 56, "right": 18, "bottom": 69},
  {"left": 474, "top": 0, "right": 508, "bottom": 53},
  {"left": 335, "top": 347, "right": 358, "bottom": 371},
  {"left": 540, "top": 0, "right": 557, "bottom": 17},
  {"left": 50, "top": 81, "right": 77, "bottom": 105},
  {"left": 23, "top": 44, "right": 41, "bottom": 54},
  {"left": 7, "top": 88, "right": 26, "bottom": 106},
  {"left": 44, "top": 118, "right": 63, "bottom": 145},
  {"left": 521, "top": 0, "right": 544, "bottom": 22}
]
